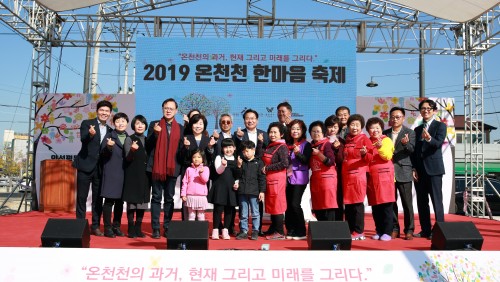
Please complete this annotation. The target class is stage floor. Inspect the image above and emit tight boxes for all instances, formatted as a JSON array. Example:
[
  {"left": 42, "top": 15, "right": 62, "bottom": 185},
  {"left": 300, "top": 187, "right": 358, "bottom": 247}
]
[{"left": 0, "top": 211, "right": 498, "bottom": 251}]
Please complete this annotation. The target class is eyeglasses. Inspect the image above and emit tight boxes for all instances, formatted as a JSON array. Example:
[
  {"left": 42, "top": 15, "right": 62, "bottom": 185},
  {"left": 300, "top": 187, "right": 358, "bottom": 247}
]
[
  {"left": 220, "top": 120, "right": 231, "bottom": 125},
  {"left": 390, "top": 115, "right": 403, "bottom": 120},
  {"left": 163, "top": 107, "right": 175, "bottom": 112},
  {"left": 420, "top": 107, "right": 433, "bottom": 111}
]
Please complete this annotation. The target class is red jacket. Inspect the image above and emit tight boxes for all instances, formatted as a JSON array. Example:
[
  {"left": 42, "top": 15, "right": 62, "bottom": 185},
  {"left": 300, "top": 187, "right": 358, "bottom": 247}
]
[{"left": 342, "top": 133, "right": 373, "bottom": 204}]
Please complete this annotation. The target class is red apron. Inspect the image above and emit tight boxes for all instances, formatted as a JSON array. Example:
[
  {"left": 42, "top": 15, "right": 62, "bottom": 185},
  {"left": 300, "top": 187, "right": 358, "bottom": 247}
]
[
  {"left": 310, "top": 142, "right": 338, "bottom": 210},
  {"left": 262, "top": 145, "right": 287, "bottom": 215}
]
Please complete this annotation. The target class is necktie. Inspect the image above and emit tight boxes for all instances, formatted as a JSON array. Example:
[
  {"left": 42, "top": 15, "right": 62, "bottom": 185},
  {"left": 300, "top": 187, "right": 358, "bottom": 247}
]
[{"left": 421, "top": 121, "right": 427, "bottom": 141}]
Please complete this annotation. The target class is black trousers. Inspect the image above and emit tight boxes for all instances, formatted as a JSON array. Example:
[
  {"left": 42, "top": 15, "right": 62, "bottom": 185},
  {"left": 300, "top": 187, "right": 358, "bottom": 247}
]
[
  {"left": 102, "top": 198, "right": 124, "bottom": 230},
  {"left": 372, "top": 202, "right": 393, "bottom": 236},
  {"left": 270, "top": 214, "right": 284, "bottom": 235},
  {"left": 415, "top": 171, "right": 444, "bottom": 234},
  {"left": 393, "top": 181, "right": 415, "bottom": 234},
  {"left": 345, "top": 203, "right": 364, "bottom": 234},
  {"left": 213, "top": 204, "right": 234, "bottom": 230},
  {"left": 315, "top": 208, "right": 336, "bottom": 221},
  {"left": 285, "top": 183, "right": 307, "bottom": 236},
  {"left": 76, "top": 168, "right": 103, "bottom": 230}
]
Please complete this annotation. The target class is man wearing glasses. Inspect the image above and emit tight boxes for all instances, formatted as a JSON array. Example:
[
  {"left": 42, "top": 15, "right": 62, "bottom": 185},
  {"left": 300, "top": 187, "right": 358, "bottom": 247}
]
[
  {"left": 146, "top": 98, "right": 184, "bottom": 239},
  {"left": 383, "top": 107, "right": 416, "bottom": 240},
  {"left": 411, "top": 99, "right": 447, "bottom": 239},
  {"left": 213, "top": 114, "right": 235, "bottom": 156}
]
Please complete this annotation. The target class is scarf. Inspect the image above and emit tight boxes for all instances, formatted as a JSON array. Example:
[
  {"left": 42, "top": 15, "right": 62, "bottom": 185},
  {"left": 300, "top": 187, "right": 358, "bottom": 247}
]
[
  {"left": 287, "top": 138, "right": 305, "bottom": 151},
  {"left": 153, "top": 117, "right": 180, "bottom": 180},
  {"left": 311, "top": 138, "right": 329, "bottom": 151},
  {"left": 267, "top": 139, "right": 286, "bottom": 150}
]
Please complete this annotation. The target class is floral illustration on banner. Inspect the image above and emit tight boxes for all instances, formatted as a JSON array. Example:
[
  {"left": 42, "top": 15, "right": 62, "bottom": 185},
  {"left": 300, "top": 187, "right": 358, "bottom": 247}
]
[
  {"left": 417, "top": 252, "right": 498, "bottom": 282},
  {"left": 34, "top": 93, "right": 119, "bottom": 156},
  {"left": 366, "top": 97, "right": 455, "bottom": 147}
]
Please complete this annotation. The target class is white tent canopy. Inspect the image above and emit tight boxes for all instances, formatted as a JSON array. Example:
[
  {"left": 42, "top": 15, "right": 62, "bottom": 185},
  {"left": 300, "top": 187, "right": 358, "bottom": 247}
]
[
  {"left": 35, "top": 0, "right": 112, "bottom": 12},
  {"left": 35, "top": 0, "right": 499, "bottom": 23},
  {"left": 392, "top": 0, "right": 500, "bottom": 22}
]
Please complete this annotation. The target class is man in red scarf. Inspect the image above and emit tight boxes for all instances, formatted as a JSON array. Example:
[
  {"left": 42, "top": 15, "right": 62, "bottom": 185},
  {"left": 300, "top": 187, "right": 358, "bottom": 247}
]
[{"left": 146, "top": 98, "right": 184, "bottom": 239}]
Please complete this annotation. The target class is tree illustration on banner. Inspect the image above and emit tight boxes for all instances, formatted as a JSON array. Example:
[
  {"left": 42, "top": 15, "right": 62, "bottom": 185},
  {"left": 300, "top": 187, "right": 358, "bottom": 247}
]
[
  {"left": 208, "top": 96, "right": 230, "bottom": 130},
  {"left": 179, "top": 93, "right": 212, "bottom": 117},
  {"left": 179, "top": 93, "right": 231, "bottom": 130}
]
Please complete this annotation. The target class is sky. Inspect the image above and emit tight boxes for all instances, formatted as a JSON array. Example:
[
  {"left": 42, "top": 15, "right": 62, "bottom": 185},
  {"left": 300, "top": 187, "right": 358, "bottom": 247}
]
[{"left": 1, "top": 0, "right": 500, "bottom": 146}]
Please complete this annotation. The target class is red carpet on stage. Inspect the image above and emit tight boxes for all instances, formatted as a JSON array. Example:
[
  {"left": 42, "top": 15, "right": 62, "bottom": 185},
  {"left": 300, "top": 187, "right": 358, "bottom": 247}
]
[{"left": 1, "top": 211, "right": 499, "bottom": 251}]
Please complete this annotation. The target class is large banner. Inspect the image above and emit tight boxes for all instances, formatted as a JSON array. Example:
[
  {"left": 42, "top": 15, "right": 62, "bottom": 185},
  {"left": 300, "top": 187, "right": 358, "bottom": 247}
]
[
  {"left": 34, "top": 93, "right": 135, "bottom": 206},
  {"left": 356, "top": 97, "right": 455, "bottom": 213},
  {"left": 136, "top": 38, "right": 356, "bottom": 131}
]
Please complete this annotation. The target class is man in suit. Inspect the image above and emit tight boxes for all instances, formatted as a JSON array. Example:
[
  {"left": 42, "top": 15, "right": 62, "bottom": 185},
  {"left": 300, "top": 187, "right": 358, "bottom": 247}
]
[
  {"left": 146, "top": 98, "right": 184, "bottom": 239},
  {"left": 383, "top": 107, "right": 416, "bottom": 240},
  {"left": 234, "top": 109, "right": 269, "bottom": 158},
  {"left": 234, "top": 109, "right": 269, "bottom": 236},
  {"left": 411, "top": 99, "right": 447, "bottom": 239},
  {"left": 335, "top": 106, "right": 350, "bottom": 139},
  {"left": 277, "top": 102, "right": 292, "bottom": 126},
  {"left": 74, "top": 100, "right": 113, "bottom": 236}
]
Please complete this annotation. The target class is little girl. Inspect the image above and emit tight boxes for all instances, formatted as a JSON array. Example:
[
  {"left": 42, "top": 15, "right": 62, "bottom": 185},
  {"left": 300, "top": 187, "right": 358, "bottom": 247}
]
[
  {"left": 181, "top": 149, "right": 210, "bottom": 221},
  {"left": 208, "top": 138, "right": 242, "bottom": 240}
]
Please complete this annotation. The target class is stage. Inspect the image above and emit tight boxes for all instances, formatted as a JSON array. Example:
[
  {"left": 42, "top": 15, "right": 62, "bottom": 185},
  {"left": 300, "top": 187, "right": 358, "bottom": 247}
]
[
  {"left": 1, "top": 212, "right": 499, "bottom": 281},
  {"left": 0, "top": 211, "right": 499, "bottom": 251}
]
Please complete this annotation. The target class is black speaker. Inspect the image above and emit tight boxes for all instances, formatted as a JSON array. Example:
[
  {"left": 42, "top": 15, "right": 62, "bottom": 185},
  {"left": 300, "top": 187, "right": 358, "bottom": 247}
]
[
  {"left": 166, "top": 221, "right": 209, "bottom": 250},
  {"left": 431, "top": 222, "right": 483, "bottom": 250},
  {"left": 307, "top": 221, "right": 352, "bottom": 250},
  {"left": 41, "top": 218, "right": 90, "bottom": 248}
]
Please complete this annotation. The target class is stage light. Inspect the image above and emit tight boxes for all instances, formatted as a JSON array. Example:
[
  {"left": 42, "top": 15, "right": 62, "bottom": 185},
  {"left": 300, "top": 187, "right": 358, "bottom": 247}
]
[{"left": 365, "top": 73, "right": 418, "bottom": 88}]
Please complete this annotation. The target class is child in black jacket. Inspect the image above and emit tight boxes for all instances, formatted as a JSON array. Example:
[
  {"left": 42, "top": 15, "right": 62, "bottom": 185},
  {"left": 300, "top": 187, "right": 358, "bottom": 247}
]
[{"left": 235, "top": 140, "right": 266, "bottom": 240}]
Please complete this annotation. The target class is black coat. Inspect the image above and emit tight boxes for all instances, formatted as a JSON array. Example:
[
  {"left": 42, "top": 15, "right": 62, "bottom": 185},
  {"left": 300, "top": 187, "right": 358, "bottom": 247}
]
[
  {"left": 145, "top": 120, "right": 184, "bottom": 177},
  {"left": 122, "top": 134, "right": 151, "bottom": 204},
  {"left": 238, "top": 157, "right": 266, "bottom": 196},
  {"left": 73, "top": 118, "right": 111, "bottom": 173},
  {"left": 100, "top": 130, "right": 127, "bottom": 199},
  {"left": 208, "top": 157, "right": 242, "bottom": 206}
]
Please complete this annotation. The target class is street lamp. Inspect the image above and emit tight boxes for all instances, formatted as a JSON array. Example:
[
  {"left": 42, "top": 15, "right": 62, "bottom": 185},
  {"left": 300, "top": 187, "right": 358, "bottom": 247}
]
[
  {"left": 366, "top": 73, "right": 419, "bottom": 88},
  {"left": 366, "top": 72, "right": 422, "bottom": 97}
]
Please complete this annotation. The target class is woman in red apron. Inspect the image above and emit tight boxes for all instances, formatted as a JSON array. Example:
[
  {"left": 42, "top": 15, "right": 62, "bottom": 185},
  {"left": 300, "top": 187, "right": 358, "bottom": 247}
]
[
  {"left": 262, "top": 122, "right": 289, "bottom": 240},
  {"left": 308, "top": 121, "right": 338, "bottom": 221},
  {"left": 366, "top": 117, "right": 395, "bottom": 241},
  {"left": 342, "top": 114, "right": 374, "bottom": 240}
]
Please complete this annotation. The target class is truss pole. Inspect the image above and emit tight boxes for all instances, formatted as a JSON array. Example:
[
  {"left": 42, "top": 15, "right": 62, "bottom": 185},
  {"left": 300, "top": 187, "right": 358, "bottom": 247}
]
[{"left": 463, "top": 21, "right": 486, "bottom": 217}]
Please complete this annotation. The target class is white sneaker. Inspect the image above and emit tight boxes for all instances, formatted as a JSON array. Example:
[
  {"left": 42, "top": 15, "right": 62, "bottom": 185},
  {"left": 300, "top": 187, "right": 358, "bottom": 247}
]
[
  {"left": 222, "top": 228, "right": 230, "bottom": 240},
  {"left": 211, "top": 229, "right": 219, "bottom": 240}
]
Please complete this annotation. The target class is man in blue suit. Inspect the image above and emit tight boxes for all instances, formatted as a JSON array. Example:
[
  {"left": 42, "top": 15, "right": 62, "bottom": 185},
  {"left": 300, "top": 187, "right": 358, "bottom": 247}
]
[
  {"left": 411, "top": 99, "right": 447, "bottom": 239},
  {"left": 74, "top": 100, "right": 113, "bottom": 236}
]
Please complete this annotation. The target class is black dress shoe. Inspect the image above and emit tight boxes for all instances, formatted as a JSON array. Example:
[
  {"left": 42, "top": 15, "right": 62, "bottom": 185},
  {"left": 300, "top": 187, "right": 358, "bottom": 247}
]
[
  {"left": 112, "top": 227, "right": 125, "bottom": 237},
  {"left": 414, "top": 232, "right": 431, "bottom": 239},
  {"left": 104, "top": 229, "right": 116, "bottom": 238},
  {"left": 152, "top": 229, "right": 161, "bottom": 239},
  {"left": 91, "top": 229, "right": 104, "bottom": 237},
  {"left": 163, "top": 229, "right": 169, "bottom": 238}
]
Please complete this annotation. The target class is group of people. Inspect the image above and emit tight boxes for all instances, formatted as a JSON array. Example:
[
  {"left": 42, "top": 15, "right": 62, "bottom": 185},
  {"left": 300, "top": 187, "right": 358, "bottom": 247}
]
[{"left": 74, "top": 98, "right": 447, "bottom": 242}]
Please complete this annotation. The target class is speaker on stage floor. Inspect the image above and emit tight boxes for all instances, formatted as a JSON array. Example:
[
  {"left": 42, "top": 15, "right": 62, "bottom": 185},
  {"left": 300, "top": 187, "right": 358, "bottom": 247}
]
[
  {"left": 307, "top": 221, "right": 351, "bottom": 250},
  {"left": 41, "top": 218, "right": 90, "bottom": 248},
  {"left": 431, "top": 221, "right": 483, "bottom": 250},
  {"left": 166, "top": 221, "right": 209, "bottom": 250}
]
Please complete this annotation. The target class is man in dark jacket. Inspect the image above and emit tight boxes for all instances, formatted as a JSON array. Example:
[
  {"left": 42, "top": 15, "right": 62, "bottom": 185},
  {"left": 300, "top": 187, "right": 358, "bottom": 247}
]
[
  {"left": 411, "top": 99, "right": 447, "bottom": 239},
  {"left": 74, "top": 100, "right": 113, "bottom": 236},
  {"left": 146, "top": 98, "right": 184, "bottom": 239},
  {"left": 235, "top": 140, "right": 266, "bottom": 240},
  {"left": 383, "top": 107, "right": 416, "bottom": 240}
]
